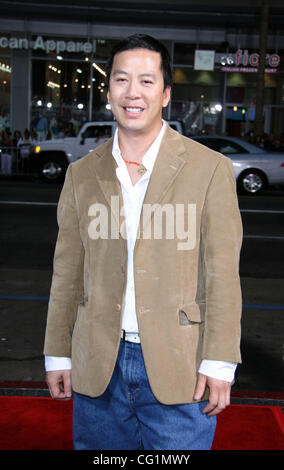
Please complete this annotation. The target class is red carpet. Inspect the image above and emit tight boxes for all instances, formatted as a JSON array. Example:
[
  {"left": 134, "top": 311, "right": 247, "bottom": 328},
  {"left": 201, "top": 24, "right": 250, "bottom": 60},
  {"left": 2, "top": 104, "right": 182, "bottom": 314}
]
[
  {"left": 212, "top": 403, "right": 284, "bottom": 450},
  {"left": 0, "top": 396, "right": 283, "bottom": 450}
]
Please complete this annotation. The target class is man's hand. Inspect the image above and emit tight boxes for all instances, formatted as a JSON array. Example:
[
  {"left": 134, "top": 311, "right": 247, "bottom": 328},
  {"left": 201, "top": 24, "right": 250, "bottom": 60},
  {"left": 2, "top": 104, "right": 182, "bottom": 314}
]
[
  {"left": 193, "top": 373, "right": 232, "bottom": 416},
  {"left": 46, "top": 370, "right": 72, "bottom": 400}
]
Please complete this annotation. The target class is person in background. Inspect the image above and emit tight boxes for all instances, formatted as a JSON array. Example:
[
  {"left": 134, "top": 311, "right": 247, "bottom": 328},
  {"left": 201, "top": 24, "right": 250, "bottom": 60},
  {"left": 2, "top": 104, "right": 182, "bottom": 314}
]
[
  {"left": 31, "top": 131, "right": 38, "bottom": 144},
  {"left": 13, "top": 130, "right": 22, "bottom": 147},
  {"left": 0, "top": 130, "right": 13, "bottom": 174},
  {"left": 17, "top": 129, "right": 33, "bottom": 173},
  {"left": 12, "top": 130, "right": 22, "bottom": 172},
  {"left": 65, "top": 122, "right": 75, "bottom": 137}
]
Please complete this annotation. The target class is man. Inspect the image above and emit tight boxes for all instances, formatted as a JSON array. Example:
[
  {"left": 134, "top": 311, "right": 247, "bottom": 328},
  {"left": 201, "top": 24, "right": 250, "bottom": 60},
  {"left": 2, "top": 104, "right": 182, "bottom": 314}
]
[{"left": 44, "top": 34, "right": 242, "bottom": 450}]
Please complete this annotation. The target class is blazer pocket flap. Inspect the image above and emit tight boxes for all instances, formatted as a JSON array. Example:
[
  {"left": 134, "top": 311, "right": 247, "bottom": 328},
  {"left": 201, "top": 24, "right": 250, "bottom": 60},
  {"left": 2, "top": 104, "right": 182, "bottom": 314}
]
[{"left": 178, "top": 303, "right": 205, "bottom": 325}]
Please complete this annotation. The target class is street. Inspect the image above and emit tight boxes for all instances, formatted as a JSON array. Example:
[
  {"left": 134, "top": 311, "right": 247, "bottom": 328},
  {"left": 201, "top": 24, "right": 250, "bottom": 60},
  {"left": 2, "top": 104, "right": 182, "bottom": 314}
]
[{"left": 0, "top": 178, "right": 283, "bottom": 393}]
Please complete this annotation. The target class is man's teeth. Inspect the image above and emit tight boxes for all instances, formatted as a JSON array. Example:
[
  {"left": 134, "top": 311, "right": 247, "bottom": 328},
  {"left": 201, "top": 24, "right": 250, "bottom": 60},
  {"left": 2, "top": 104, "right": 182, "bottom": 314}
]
[{"left": 125, "top": 107, "right": 143, "bottom": 113}]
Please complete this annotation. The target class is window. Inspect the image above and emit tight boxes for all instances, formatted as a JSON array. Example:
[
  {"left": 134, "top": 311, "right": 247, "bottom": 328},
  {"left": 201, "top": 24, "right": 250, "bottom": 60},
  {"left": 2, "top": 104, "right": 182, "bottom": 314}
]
[
  {"left": 195, "top": 138, "right": 248, "bottom": 154},
  {"left": 82, "top": 125, "right": 112, "bottom": 139},
  {"left": 171, "top": 67, "right": 223, "bottom": 135},
  {"left": 31, "top": 58, "right": 109, "bottom": 140},
  {"left": 217, "top": 139, "right": 248, "bottom": 154},
  {"left": 0, "top": 57, "right": 11, "bottom": 133}
]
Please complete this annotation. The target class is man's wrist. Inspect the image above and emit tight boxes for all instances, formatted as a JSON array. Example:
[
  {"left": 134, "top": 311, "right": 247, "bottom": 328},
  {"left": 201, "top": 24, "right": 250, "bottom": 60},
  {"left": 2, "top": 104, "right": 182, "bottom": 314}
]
[
  {"left": 198, "top": 359, "right": 237, "bottom": 383},
  {"left": 45, "top": 355, "right": 72, "bottom": 372}
]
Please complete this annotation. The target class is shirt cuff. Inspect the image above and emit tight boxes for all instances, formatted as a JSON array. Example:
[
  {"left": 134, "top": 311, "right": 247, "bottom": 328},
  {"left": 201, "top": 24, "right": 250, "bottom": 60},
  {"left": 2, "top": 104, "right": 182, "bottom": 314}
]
[
  {"left": 198, "top": 359, "right": 237, "bottom": 382},
  {"left": 45, "top": 355, "right": 72, "bottom": 371},
  {"left": 44, "top": 357, "right": 236, "bottom": 382}
]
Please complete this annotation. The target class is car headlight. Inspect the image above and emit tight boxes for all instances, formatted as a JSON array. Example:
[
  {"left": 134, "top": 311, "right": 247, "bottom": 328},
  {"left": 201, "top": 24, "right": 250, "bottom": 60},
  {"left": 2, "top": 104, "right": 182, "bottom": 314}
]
[{"left": 32, "top": 145, "right": 41, "bottom": 153}]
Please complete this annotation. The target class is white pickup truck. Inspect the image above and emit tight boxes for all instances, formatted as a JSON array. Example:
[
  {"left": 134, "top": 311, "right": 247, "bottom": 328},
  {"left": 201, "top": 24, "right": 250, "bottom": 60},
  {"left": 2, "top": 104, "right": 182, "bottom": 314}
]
[{"left": 32, "top": 120, "right": 183, "bottom": 183}]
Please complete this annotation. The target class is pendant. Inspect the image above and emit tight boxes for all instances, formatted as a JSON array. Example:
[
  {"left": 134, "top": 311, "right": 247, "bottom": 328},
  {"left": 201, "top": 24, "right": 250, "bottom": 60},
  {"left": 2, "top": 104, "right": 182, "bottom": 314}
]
[{"left": 137, "top": 164, "right": 146, "bottom": 175}]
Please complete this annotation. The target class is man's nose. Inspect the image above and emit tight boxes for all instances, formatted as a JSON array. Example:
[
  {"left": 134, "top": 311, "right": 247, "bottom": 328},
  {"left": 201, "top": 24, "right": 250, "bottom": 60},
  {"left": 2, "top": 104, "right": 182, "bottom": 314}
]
[{"left": 125, "top": 79, "right": 140, "bottom": 99}]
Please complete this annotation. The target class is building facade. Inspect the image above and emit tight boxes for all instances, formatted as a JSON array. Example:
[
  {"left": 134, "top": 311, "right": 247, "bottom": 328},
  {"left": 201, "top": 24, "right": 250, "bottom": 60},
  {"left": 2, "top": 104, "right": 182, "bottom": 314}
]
[{"left": 0, "top": 1, "right": 283, "bottom": 141}]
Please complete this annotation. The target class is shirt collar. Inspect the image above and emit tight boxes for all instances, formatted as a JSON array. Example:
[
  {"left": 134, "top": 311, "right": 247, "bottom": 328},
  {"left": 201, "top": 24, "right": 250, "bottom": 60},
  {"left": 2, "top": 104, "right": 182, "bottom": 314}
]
[{"left": 112, "top": 120, "right": 166, "bottom": 173}]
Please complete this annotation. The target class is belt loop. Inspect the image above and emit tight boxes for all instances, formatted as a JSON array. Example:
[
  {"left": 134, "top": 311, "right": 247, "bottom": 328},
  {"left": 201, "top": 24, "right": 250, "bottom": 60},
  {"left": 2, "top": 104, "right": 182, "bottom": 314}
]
[{"left": 122, "top": 329, "right": 126, "bottom": 341}]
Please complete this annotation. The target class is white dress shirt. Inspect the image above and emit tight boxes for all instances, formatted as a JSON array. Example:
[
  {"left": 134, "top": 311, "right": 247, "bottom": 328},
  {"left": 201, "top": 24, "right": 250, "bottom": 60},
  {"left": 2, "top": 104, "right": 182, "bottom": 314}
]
[{"left": 45, "top": 121, "right": 236, "bottom": 383}]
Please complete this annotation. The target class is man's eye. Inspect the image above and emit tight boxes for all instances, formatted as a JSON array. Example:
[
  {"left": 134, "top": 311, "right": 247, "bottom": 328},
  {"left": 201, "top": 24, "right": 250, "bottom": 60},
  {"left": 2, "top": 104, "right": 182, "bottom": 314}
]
[
  {"left": 116, "top": 78, "right": 126, "bottom": 82},
  {"left": 142, "top": 80, "right": 153, "bottom": 85}
]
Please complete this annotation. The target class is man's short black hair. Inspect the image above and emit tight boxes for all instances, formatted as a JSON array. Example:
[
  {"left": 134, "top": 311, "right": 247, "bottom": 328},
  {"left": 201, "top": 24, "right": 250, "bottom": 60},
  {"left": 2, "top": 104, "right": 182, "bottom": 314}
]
[{"left": 105, "top": 34, "right": 173, "bottom": 90}]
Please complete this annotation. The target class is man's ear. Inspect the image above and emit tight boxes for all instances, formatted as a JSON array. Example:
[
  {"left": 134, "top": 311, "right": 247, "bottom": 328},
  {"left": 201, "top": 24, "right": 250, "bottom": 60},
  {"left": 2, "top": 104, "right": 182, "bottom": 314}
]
[{"left": 163, "top": 86, "right": 171, "bottom": 108}]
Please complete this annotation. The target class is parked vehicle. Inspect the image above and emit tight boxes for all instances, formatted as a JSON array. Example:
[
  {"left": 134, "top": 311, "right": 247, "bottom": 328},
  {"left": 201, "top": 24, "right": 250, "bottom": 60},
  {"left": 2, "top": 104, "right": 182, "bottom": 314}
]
[
  {"left": 31, "top": 120, "right": 183, "bottom": 183},
  {"left": 192, "top": 135, "right": 284, "bottom": 194}
]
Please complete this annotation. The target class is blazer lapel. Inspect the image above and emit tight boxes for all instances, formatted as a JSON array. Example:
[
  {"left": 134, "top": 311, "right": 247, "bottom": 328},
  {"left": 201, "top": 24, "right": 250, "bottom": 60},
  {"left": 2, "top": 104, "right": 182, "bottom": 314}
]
[
  {"left": 88, "top": 125, "right": 187, "bottom": 243},
  {"left": 137, "top": 125, "right": 187, "bottom": 243},
  {"left": 90, "top": 138, "right": 125, "bottom": 237}
]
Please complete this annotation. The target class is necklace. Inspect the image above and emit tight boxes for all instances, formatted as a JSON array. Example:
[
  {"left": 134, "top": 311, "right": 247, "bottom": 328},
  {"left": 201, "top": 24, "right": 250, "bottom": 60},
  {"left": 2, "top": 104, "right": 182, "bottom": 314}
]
[{"left": 122, "top": 156, "right": 147, "bottom": 175}]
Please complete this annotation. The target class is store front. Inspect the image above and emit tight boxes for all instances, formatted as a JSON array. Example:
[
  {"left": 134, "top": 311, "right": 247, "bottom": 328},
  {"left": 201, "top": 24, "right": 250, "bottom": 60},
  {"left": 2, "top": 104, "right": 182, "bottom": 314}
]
[
  {"left": 0, "top": 30, "right": 283, "bottom": 142},
  {"left": 172, "top": 43, "right": 284, "bottom": 139},
  {"left": 30, "top": 37, "right": 122, "bottom": 141}
]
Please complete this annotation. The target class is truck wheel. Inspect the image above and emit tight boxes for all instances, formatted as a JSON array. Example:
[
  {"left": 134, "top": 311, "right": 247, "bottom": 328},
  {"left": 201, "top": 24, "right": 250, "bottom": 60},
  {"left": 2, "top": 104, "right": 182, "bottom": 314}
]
[{"left": 41, "top": 156, "right": 67, "bottom": 183}]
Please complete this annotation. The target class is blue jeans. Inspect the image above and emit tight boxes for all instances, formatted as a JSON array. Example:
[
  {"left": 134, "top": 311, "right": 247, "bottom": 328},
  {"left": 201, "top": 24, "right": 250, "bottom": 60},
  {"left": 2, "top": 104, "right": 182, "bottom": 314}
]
[{"left": 73, "top": 340, "right": 216, "bottom": 450}]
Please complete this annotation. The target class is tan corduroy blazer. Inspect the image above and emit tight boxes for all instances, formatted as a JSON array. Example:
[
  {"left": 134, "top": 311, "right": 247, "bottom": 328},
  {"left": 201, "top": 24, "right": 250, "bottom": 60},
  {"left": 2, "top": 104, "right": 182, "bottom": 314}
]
[{"left": 44, "top": 124, "right": 243, "bottom": 404}]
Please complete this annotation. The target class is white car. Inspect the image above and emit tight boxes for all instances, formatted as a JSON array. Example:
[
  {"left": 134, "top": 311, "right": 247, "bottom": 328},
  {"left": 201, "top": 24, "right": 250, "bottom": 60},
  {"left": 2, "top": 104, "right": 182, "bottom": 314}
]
[
  {"left": 31, "top": 120, "right": 183, "bottom": 183},
  {"left": 192, "top": 135, "right": 284, "bottom": 194}
]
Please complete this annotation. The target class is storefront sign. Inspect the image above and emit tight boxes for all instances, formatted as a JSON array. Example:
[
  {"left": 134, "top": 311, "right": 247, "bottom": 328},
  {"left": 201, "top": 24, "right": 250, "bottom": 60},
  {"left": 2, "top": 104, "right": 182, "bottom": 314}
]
[
  {"left": 194, "top": 50, "right": 215, "bottom": 71},
  {"left": 221, "top": 66, "right": 278, "bottom": 73},
  {"left": 219, "top": 49, "right": 280, "bottom": 73},
  {"left": 0, "top": 35, "right": 96, "bottom": 54}
]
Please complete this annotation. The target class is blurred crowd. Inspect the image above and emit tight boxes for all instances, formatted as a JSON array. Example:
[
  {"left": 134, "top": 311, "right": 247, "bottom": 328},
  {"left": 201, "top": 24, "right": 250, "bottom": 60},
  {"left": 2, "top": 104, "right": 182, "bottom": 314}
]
[
  {"left": 0, "top": 123, "right": 77, "bottom": 174},
  {"left": 1, "top": 124, "right": 284, "bottom": 175},
  {"left": 0, "top": 129, "right": 37, "bottom": 175},
  {"left": 242, "top": 131, "right": 284, "bottom": 152}
]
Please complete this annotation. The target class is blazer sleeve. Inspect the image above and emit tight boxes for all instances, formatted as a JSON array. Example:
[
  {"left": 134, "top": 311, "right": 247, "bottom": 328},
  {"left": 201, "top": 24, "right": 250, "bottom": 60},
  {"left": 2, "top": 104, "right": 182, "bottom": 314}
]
[
  {"left": 44, "top": 164, "right": 84, "bottom": 358},
  {"left": 200, "top": 155, "right": 243, "bottom": 364}
]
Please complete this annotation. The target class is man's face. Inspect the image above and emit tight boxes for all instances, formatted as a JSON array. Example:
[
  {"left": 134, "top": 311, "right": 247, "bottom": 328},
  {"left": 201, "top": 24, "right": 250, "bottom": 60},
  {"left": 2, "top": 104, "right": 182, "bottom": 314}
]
[{"left": 107, "top": 48, "right": 171, "bottom": 136}]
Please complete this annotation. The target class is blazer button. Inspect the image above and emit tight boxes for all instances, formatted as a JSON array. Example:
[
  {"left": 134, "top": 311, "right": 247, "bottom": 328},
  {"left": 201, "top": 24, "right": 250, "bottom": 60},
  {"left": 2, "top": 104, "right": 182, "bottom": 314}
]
[{"left": 116, "top": 304, "right": 121, "bottom": 312}]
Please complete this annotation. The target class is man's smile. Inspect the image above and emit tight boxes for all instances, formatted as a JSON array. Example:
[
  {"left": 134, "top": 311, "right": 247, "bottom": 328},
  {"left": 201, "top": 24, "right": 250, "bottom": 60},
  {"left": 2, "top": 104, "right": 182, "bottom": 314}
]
[{"left": 123, "top": 106, "right": 144, "bottom": 114}]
